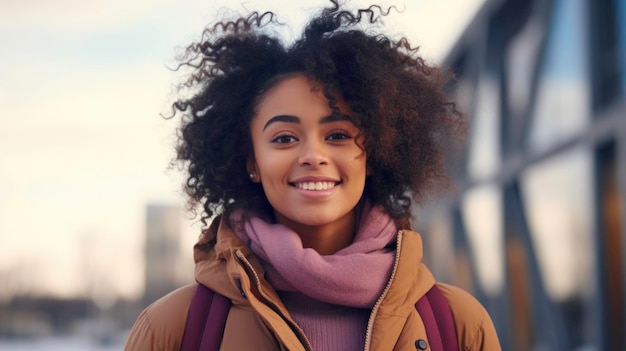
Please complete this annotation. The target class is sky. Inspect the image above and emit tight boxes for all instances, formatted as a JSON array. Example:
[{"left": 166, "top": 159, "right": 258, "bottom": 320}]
[{"left": 0, "top": 0, "right": 486, "bottom": 300}]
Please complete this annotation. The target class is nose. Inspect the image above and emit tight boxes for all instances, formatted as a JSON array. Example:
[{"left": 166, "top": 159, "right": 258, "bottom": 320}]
[{"left": 297, "top": 139, "right": 329, "bottom": 167}]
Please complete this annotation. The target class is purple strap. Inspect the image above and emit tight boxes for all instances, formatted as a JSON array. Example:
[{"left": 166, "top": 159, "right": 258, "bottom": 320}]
[
  {"left": 415, "top": 285, "right": 459, "bottom": 351},
  {"left": 182, "top": 283, "right": 457, "bottom": 350},
  {"left": 199, "top": 291, "right": 231, "bottom": 350},
  {"left": 180, "top": 284, "right": 231, "bottom": 351}
]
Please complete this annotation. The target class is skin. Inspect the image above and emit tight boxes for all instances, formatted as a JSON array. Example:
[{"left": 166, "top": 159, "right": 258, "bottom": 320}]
[{"left": 248, "top": 74, "right": 367, "bottom": 255}]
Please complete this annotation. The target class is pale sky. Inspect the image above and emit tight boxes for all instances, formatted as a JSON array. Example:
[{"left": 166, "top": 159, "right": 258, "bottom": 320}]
[{"left": 0, "top": 0, "right": 485, "bottom": 300}]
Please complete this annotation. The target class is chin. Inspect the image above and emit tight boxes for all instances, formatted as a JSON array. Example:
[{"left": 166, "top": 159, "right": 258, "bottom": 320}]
[
  {"left": 288, "top": 210, "right": 352, "bottom": 229},
  {"left": 292, "top": 216, "right": 337, "bottom": 227}
]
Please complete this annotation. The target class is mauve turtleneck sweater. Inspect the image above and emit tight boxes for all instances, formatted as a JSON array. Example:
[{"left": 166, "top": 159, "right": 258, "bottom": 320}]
[{"left": 279, "top": 291, "right": 371, "bottom": 351}]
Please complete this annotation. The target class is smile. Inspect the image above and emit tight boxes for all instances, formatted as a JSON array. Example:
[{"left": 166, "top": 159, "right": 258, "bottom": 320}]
[{"left": 293, "top": 181, "right": 337, "bottom": 191}]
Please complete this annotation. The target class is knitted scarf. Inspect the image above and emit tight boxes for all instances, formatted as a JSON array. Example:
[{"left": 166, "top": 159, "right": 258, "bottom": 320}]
[{"left": 230, "top": 203, "right": 397, "bottom": 308}]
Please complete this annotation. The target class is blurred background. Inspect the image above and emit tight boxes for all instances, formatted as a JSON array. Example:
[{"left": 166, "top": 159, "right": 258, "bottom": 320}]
[
  {"left": 415, "top": 0, "right": 626, "bottom": 350},
  {"left": 0, "top": 0, "right": 624, "bottom": 350}
]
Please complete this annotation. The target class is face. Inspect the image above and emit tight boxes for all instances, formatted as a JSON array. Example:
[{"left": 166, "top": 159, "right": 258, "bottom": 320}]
[{"left": 248, "top": 74, "right": 367, "bottom": 233}]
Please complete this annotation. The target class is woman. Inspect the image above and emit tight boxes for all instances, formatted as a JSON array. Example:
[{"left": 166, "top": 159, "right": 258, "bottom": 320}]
[{"left": 126, "top": 1, "right": 501, "bottom": 350}]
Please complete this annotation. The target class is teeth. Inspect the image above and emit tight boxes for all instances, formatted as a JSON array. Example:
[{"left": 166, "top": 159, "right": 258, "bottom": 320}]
[{"left": 296, "top": 181, "right": 336, "bottom": 190}]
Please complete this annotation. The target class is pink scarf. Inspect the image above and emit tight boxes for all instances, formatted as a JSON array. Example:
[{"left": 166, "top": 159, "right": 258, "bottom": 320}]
[{"left": 230, "top": 204, "right": 397, "bottom": 308}]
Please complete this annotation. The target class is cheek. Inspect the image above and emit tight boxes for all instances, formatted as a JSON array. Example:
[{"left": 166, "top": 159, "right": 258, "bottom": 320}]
[
  {"left": 354, "top": 153, "right": 368, "bottom": 177},
  {"left": 254, "top": 147, "right": 289, "bottom": 182},
  {"left": 346, "top": 157, "right": 368, "bottom": 192}
]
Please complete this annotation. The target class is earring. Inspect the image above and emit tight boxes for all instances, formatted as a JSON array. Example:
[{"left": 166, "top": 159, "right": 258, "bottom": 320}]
[{"left": 249, "top": 173, "right": 255, "bottom": 180}]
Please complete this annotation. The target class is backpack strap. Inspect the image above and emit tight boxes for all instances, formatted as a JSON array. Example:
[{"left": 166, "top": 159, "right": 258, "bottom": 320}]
[
  {"left": 181, "top": 283, "right": 457, "bottom": 350},
  {"left": 180, "top": 284, "right": 231, "bottom": 351},
  {"left": 415, "top": 284, "right": 459, "bottom": 351}
]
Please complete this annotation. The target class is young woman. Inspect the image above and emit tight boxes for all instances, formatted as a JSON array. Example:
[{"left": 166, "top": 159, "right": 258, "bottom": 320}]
[{"left": 125, "top": 1, "right": 501, "bottom": 350}]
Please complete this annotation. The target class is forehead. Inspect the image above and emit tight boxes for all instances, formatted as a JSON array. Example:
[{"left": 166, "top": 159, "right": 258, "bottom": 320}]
[
  {"left": 254, "top": 74, "right": 352, "bottom": 119},
  {"left": 256, "top": 75, "right": 323, "bottom": 111}
]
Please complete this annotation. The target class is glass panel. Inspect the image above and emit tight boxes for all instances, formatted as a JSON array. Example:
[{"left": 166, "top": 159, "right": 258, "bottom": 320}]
[
  {"left": 421, "top": 211, "right": 456, "bottom": 283},
  {"left": 466, "top": 74, "right": 501, "bottom": 180},
  {"left": 506, "top": 9, "right": 543, "bottom": 120},
  {"left": 527, "top": 0, "right": 590, "bottom": 152},
  {"left": 520, "top": 147, "right": 595, "bottom": 349},
  {"left": 461, "top": 185, "right": 504, "bottom": 295}
]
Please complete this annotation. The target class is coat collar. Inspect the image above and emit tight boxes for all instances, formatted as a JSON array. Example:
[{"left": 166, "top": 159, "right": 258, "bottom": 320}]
[
  {"left": 193, "top": 215, "right": 263, "bottom": 304},
  {"left": 192, "top": 216, "right": 435, "bottom": 309},
  {"left": 378, "top": 230, "right": 435, "bottom": 315}
]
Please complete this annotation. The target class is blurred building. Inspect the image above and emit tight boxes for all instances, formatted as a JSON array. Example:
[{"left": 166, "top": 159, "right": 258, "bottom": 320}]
[
  {"left": 416, "top": 0, "right": 626, "bottom": 350},
  {"left": 143, "top": 204, "right": 185, "bottom": 307}
]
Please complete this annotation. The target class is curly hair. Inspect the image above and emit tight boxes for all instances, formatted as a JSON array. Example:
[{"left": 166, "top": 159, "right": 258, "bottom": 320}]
[{"left": 172, "top": 0, "right": 463, "bottom": 228}]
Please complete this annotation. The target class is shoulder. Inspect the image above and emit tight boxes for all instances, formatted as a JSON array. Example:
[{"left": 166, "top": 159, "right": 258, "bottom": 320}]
[
  {"left": 436, "top": 283, "right": 486, "bottom": 322},
  {"left": 436, "top": 283, "right": 502, "bottom": 351},
  {"left": 125, "top": 284, "right": 197, "bottom": 351}
]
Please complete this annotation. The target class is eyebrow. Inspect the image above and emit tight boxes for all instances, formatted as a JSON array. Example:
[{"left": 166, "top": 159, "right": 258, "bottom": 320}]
[{"left": 263, "top": 113, "right": 352, "bottom": 130}]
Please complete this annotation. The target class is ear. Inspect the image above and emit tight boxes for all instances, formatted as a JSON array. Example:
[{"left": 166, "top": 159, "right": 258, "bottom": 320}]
[
  {"left": 366, "top": 163, "right": 373, "bottom": 176},
  {"left": 246, "top": 156, "right": 261, "bottom": 183}
]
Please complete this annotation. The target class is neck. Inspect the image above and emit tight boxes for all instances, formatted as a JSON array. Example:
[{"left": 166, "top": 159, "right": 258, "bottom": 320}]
[{"left": 275, "top": 211, "right": 356, "bottom": 255}]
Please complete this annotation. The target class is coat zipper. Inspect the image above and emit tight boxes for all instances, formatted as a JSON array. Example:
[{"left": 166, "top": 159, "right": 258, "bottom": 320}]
[
  {"left": 235, "top": 250, "right": 314, "bottom": 351},
  {"left": 363, "top": 230, "right": 404, "bottom": 351}
]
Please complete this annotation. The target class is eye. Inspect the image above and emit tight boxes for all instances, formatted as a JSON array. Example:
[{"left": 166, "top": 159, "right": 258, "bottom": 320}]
[
  {"left": 326, "top": 131, "right": 352, "bottom": 141},
  {"left": 271, "top": 134, "right": 298, "bottom": 144}
]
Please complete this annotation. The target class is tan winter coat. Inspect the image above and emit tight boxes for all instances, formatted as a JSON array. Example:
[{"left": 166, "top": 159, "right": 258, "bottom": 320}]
[{"left": 126, "top": 216, "right": 501, "bottom": 350}]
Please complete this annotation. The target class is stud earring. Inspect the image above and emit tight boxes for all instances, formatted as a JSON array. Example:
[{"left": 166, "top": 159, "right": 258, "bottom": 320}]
[{"left": 249, "top": 173, "right": 255, "bottom": 180}]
